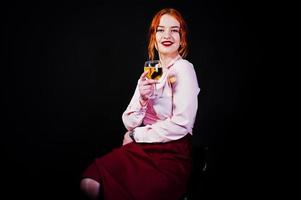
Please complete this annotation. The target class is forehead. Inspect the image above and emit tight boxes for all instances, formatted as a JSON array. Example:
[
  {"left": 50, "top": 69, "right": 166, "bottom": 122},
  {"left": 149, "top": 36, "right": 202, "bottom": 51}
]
[{"left": 159, "top": 14, "right": 180, "bottom": 27}]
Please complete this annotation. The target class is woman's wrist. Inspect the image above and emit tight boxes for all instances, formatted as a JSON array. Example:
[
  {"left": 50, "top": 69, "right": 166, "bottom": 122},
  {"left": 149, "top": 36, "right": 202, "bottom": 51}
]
[
  {"left": 139, "top": 97, "right": 148, "bottom": 107},
  {"left": 129, "top": 130, "right": 136, "bottom": 142}
]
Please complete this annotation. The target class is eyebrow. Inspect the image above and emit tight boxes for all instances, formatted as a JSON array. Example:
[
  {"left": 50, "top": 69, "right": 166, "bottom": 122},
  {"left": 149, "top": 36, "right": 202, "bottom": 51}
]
[{"left": 157, "top": 26, "right": 180, "bottom": 29}]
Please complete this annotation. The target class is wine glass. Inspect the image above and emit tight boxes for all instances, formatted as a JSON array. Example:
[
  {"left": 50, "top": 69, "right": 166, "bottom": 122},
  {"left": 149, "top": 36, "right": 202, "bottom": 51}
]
[
  {"left": 144, "top": 60, "right": 162, "bottom": 98},
  {"left": 144, "top": 60, "right": 162, "bottom": 80}
]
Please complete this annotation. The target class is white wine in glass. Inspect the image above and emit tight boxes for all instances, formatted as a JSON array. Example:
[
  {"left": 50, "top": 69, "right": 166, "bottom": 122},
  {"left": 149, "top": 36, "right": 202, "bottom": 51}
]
[{"left": 144, "top": 60, "right": 162, "bottom": 80}]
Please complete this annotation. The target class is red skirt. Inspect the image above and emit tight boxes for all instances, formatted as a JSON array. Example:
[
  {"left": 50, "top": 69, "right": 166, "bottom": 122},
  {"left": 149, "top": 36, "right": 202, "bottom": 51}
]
[{"left": 82, "top": 134, "right": 192, "bottom": 200}]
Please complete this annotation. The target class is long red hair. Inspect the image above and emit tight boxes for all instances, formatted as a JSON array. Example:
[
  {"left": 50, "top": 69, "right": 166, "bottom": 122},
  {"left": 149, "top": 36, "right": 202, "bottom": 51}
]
[{"left": 148, "top": 8, "right": 188, "bottom": 60}]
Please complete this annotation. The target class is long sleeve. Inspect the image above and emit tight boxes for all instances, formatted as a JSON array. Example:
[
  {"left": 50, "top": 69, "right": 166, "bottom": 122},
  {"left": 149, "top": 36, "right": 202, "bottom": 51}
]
[
  {"left": 132, "top": 60, "right": 200, "bottom": 143},
  {"left": 122, "top": 81, "right": 148, "bottom": 130}
]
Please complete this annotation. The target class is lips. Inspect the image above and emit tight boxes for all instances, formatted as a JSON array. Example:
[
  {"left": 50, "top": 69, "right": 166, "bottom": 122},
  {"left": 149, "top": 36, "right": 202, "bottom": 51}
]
[{"left": 161, "top": 41, "right": 174, "bottom": 47}]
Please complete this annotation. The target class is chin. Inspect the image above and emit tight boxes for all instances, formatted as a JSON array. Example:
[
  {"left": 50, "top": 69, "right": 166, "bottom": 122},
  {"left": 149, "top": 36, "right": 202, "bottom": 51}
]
[
  {"left": 158, "top": 48, "right": 177, "bottom": 55},
  {"left": 160, "top": 51, "right": 178, "bottom": 57}
]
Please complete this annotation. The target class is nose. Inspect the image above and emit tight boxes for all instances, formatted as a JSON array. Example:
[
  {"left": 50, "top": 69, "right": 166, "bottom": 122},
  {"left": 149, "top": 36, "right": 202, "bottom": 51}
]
[{"left": 163, "top": 30, "right": 171, "bottom": 39}]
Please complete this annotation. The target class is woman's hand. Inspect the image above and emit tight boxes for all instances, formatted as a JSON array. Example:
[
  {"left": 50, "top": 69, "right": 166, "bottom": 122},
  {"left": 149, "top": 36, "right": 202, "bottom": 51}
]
[
  {"left": 139, "top": 70, "right": 157, "bottom": 104},
  {"left": 122, "top": 131, "right": 133, "bottom": 146}
]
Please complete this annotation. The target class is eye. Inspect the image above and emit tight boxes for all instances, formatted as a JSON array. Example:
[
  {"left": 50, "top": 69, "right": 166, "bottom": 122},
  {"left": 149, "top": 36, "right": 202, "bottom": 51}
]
[
  {"left": 156, "top": 28, "right": 164, "bottom": 33},
  {"left": 171, "top": 29, "right": 179, "bottom": 33}
]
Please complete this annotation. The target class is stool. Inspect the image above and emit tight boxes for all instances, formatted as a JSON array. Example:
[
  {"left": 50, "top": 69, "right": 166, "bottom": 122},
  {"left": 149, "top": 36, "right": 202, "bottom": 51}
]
[{"left": 181, "top": 146, "right": 208, "bottom": 200}]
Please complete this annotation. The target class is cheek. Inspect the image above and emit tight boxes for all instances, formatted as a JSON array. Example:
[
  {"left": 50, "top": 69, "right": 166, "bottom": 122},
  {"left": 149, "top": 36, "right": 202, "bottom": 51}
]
[
  {"left": 174, "top": 35, "right": 181, "bottom": 44},
  {"left": 174, "top": 38, "right": 181, "bottom": 48},
  {"left": 175, "top": 43, "right": 180, "bottom": 49},
  {"left": 155, "top": 34, "right": 161, "bottom": 42}
]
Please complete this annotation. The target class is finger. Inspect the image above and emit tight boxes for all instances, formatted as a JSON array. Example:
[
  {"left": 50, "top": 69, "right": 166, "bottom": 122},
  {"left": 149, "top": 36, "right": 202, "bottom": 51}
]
[
  {"left": 140, "top": 79, "right": 157, "bottom": 85},
  {"left": 140, "top": 70, "right": 149, "bottom": 80},
  {"left": 141, "top": 85, "right": 153, "bottom": 91},
  {"left": 145, "top": 79, "right": 158, "bottom": 85}
]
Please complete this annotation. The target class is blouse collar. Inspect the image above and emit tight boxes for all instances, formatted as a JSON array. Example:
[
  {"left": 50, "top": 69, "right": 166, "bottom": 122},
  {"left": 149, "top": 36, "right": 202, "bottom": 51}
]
[{"left": 165, "top": 54, "right": 182, "bottom": 69}]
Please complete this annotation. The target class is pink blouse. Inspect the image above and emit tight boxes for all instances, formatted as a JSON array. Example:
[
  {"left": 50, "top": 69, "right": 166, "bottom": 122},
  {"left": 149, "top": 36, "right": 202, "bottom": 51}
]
[{"left": 122, "top": 57, "right": 200, "bottom": 143}]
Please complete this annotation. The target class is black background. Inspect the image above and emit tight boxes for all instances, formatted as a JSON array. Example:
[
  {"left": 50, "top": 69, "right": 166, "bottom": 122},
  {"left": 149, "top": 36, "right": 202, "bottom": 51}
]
[{"left": 2, "top": 0, "right": 275, "bottom": 199}]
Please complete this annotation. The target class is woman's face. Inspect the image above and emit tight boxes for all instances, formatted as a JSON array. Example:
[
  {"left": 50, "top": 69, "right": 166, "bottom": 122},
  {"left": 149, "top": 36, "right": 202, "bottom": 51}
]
[{"left": 155, "top": 14, "right": 181, "bottom": 57}]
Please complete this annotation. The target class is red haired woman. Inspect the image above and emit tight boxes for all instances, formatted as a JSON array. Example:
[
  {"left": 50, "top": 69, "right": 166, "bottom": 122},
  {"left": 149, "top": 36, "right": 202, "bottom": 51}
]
[{"left": 80, "top": 8, "right": 200, "bottom": 200}]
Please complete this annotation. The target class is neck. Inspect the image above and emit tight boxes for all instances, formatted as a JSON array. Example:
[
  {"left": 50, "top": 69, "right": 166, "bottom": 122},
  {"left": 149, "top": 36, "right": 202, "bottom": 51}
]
[{"left": 159, "top": 53, "right": 180, "bottom": 68}]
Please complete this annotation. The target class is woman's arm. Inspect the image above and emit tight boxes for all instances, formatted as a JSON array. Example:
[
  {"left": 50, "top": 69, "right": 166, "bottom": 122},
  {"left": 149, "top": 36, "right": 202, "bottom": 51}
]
[
  {"left": 122, "top": 70, "right": 158, "bottom": 130},
  {"left": 122, "top": 82, "right": 147, "bottom": 130}
]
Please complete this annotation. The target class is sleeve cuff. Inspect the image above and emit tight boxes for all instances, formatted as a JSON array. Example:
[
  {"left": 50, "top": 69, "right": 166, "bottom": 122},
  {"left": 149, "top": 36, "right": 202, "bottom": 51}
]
[
  {"left": 133, "top": 126, "right": 165, "bottom": 143},
  {"left": 132, "top": 126, "right": 147, "bottom": 142}
]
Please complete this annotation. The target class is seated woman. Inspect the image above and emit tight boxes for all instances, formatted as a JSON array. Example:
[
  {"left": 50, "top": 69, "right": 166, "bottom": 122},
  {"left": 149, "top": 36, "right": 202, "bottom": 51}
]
[{"left": 80, "top": 8, "right": 200, "bottom": 200}]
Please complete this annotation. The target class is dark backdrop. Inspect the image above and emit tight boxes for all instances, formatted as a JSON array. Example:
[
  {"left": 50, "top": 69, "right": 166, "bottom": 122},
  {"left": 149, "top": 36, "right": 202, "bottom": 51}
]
[{"left": 2, "top": 0, "right": 270, "bottom": 199}]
